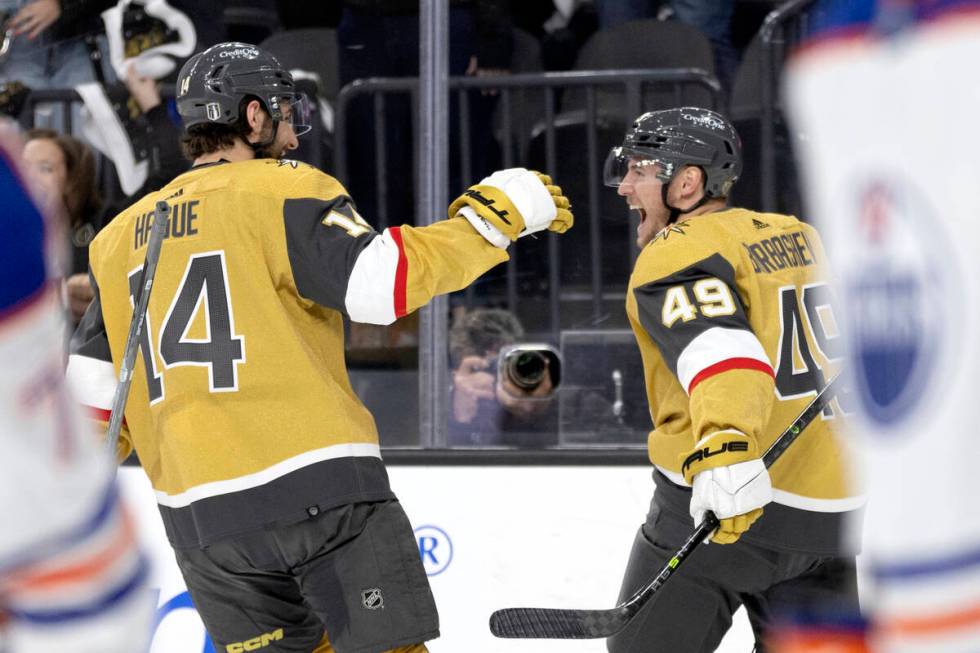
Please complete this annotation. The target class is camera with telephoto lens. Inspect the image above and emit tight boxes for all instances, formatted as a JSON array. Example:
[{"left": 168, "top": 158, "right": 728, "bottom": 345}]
[{"left": 489, "top": 344, "right": 562, "bottom": 397}]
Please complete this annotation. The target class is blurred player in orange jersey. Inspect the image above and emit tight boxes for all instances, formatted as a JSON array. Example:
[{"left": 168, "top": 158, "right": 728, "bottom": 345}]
[{"left": 0, "top": 120, "right": 152, "bottom": 652}]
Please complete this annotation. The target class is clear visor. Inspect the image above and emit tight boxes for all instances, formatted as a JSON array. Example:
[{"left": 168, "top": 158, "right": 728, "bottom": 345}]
[
  {"left": 602, "top": 147, "right": 674, "bottom": 187},
  {"left": 279, "top": 93, "right": 312, "bottom": 137}
]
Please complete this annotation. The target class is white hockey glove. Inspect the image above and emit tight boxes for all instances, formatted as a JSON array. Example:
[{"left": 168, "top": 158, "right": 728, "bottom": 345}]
[
  {"left": 449, "top": 168, "right": 573, "bottom": 248},
  {"left": 681, "top": 431, "right": 772, "bottom": 545}
]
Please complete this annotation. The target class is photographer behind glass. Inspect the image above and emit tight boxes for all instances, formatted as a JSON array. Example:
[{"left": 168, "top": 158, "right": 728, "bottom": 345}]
[{"left": 448, "top": 308, "right": 560, "bottom": 447}]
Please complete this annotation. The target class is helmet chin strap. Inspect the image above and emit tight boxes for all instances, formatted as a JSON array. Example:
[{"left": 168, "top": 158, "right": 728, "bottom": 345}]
[
  {"left": 248, "top": 119, "right": 280, "bottom": 159},
  {"left": 661, "top": 173, "right": 712, "bottom": 225}
]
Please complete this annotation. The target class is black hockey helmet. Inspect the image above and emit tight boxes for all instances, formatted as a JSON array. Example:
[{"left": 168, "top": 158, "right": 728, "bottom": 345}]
[
  {"left": 604, "top": 107, "right": 741, "bottom": 198},
  {"left": 175, "top": 42, "right": 309, "bottom": 135}
]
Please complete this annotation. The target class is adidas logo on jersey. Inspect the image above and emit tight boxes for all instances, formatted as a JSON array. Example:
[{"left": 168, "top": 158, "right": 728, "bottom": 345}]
[{"left": 752, "top": 218, "right": 769, "bottom": 230}]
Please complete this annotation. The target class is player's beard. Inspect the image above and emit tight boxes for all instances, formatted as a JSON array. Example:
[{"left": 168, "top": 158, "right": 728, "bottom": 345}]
[{"left": 251, "top": 123, "right": 283, "bottom": 160}]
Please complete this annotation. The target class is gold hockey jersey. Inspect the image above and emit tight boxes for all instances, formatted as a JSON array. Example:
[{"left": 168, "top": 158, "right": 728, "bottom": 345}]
[
  {"left": 68, "top": 159, "right": 507, "bottom": 549},
  {"left": 627, "top": 208, "right": 862, "bottom": 554}
]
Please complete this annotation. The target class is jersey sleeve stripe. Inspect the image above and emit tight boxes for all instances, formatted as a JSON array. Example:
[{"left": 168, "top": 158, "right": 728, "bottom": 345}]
[
  {"left": 688, "top": 357, "right": 775, "bottom": 394},
  {"left": 6, "top": 555, "right": 149, "bottom": 624},
  {"left": 86, "top": 407, "right": 112, "bottom": 422},
  {"left": 882, "top": 603, "right": 980, "bottom": 638},
  {"left": 66, "top": 354, "right": 116, "bottom": 411},
  {"left": 344, "top": 230, "right": 400, "bottom": 324},
  {"left": 676, "top": 326, "right": 773, "bottom": 394},
  {"left": 389, "top": 226, "right": 408, "bottom": 318},
  {"left": 0, "top": 481, "right": 118, "bottom": 576},
  {"left": 4, "top": 509, "right": 136, "bottom": 592}
]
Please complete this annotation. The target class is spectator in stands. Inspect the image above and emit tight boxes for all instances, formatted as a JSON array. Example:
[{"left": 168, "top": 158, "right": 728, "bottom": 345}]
[
  {"left": 512, "top": 0, "right": 598, "bottom": 71},
  {"left": 116, "top": 60, "right": 188, "bottom": 195},
  {"left": 0, "top": 0, "right": 114, "bottom": 91},
  {"left": 21, "top": 63, "right": 185, "bottom": 325},
  {"left": 337, "top": 0, "right": 513, "bottom": 224},
  {"left": 448, "top": 308, "right": 558, "bottom": 446},
  {"left": 22, "top": 127, "right": 101, "bottom": 324},
  {"left": 593, "top": 0, "right": 738, "bottom": 99}
]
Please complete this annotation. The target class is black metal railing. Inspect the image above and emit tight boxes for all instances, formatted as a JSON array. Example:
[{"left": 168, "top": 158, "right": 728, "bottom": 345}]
[
  {"left": 747, "top": 0, "right": 818, "bottom": 212},
  {"left": 335, "top": 69, "right": 723, "bottom": 337}
]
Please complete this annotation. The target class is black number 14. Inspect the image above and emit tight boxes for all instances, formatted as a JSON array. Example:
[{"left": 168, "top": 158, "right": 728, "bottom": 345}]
[{"left": 128, "top": 252, "right": 245, "bottom": 404}]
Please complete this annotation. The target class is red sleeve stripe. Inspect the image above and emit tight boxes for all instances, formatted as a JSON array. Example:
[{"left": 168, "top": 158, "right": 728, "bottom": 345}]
[
  {"left": 86, "top": 406, "right": 112, "bottom": 423},
  {"left": 389, "top": 226, "right": 408, "bottom": 318},
  {"left": 688, "top": 358, "right": 775, "bottom": 394}
]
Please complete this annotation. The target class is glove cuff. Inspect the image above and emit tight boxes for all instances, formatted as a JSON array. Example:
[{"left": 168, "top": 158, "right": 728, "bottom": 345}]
[
  {"left": 457, "top": 206, "right": 510, "bottom": 249},
  {"left": 680, "top": 430, "right": 759, "bottom": 485},
  {"left": 448, "top": 184, "right": 524, "bottom": 241}
]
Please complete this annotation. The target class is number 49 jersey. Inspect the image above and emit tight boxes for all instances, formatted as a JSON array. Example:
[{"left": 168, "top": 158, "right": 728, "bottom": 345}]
[
  {"left": 626, "top": 208, "right": 863, "bottom": 554},
  {"left": 67, "top": 158, "right": 507, "bottom": 549}
]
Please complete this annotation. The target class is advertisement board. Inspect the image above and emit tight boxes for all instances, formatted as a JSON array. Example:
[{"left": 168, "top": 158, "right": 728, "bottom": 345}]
[{"left": 120, "top": 465, "right": 753, "bottom": 652}]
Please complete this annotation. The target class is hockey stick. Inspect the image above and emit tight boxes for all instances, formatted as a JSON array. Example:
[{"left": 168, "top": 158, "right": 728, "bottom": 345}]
[
  {"left": 489, "top": 373, "right": 842, "bottom": 639},
  {"left": 105, "top": 200, "right": 169, "bottom": 455}
]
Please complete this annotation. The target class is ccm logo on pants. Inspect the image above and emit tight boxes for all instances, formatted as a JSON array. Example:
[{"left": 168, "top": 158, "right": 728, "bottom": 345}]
[{"left": 226, "top": 628, "right": 284, "bottom": 652}]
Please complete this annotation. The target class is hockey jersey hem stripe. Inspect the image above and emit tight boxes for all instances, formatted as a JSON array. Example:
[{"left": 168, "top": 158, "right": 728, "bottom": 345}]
[
  {"left": 4, "top": 509, "right": 137, "bottom": 592},
  {"left": 155, "top": 442, "right": 383, "bottom": 508},
  {"left": 654, "top": 469, "right": 852, "bottom": 555},
  {"left": 158, "top": 455, "right": 394, "bottom": 549},
  {"left": 874, "top": 541, "right": 980, "bottom": 581},
  {"left": 880, "top": 603, "right": 980, "bottom": 638},
  {"left": 675, "top": 326, "right": 773, "bottom": 394},
  {"left": 771, "top": 488, "right": 866, "bottom": 513},
  {"left": 0, "top": 481, "right": 118, "bottom": 576},
  {"left": 656, "top": 464, "right": 863, "bottom": 512},
  {"left": 6, "top": 555, "right": 149, "bottom": 624}
]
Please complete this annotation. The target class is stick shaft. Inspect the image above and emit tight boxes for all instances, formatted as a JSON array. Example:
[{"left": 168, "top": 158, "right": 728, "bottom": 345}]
[
  {"left": 490, "top": 373, "right": 842, "bottom": 639},
  {"left": 105, "top": 200, "right": 169, "bottom": 456},
  {"left": 624, "top": 373, "right": 842, "bottom": 611}
]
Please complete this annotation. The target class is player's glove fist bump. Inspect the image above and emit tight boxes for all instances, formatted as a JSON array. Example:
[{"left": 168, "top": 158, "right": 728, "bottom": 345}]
[
  {"left": 450, "top": 168, "right": 573, "bottom": 248},
  {"left": 530, "top": 171, "right": 573, "bottom": 234},
  {"left": 681, "top": 431, "right": 772, "bottom": 545}
]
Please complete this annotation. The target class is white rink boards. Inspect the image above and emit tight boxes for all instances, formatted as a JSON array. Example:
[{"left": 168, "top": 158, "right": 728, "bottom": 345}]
[{"left": 119, "top": 465, "right": 756, "bottom": 652}]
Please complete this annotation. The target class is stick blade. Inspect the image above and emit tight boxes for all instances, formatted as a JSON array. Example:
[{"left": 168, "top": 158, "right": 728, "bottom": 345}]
[{"left": 489, "top": 607, "right": 626, "bottom": 639}]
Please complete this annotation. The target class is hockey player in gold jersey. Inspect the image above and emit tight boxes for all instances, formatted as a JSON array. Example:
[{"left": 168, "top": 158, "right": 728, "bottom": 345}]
[
  {"left": 603, "top": 108, "right": 862, "bottom": 653},
  {"left": 66, "top": 42, "right": 572, "bottom": 653}
]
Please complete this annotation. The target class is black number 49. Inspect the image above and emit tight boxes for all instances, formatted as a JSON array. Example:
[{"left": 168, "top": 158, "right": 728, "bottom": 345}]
[{"left": 774, "top": 282, "right": 849, "bottom": 416}]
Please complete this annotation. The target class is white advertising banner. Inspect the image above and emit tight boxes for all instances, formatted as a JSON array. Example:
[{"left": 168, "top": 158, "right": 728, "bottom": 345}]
[{"left": 120, "top": 465, "right": 755, "bottom": 652}]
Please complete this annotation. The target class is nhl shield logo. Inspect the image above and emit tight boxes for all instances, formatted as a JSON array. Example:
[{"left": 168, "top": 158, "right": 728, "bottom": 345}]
[
  {"left": 361, "top": 588, "right": 384, "bottom": 610},
  {"left": 206, "top": 102, "right": 222, "bottom": 121}
]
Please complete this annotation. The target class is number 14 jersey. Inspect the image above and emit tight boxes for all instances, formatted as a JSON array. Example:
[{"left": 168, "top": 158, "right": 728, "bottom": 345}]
[{"left": 68, "top": 159, "right": 508, "bottom": 549}]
